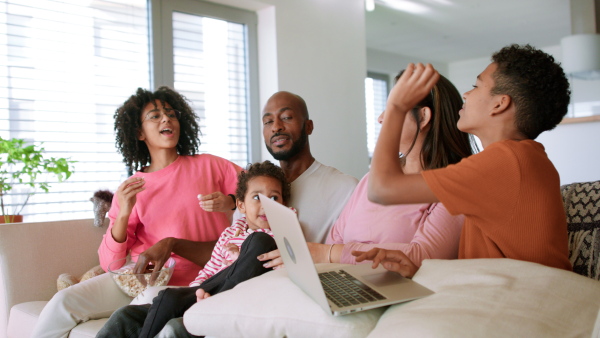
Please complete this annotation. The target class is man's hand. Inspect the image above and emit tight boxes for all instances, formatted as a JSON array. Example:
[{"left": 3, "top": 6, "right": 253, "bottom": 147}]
[
  {"left": 257, "top": 249, "right": 284, "bottom": 269},
  {"left": 198, "top": 192, "right": 235, "bottom": 212},
  {"left": 134, "top": 237, "right": 175, "bottom": 285},
  {"left": 352, "top": 248, "right": 418, "bottom": 278}
]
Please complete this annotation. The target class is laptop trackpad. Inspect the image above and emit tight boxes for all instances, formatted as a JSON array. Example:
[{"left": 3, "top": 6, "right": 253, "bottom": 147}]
[{"left": 362, "top": 271, "right": 410, "bottom": 287}]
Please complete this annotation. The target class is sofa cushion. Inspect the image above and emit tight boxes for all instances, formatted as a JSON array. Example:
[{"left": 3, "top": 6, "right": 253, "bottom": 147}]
[
  {"left": 561, "top": 180, "right": 600, "bottom": 279},
  {"left": 7, "top": 301, "right": 46, "bottom": 338},
  {"left": 183, "top": 264, "right": 385, "bottom": 338},
  {"left": 8, "top": 300, "right": 109, "bottom": 338},
  {"left": 367, "top": 259, "right": 600, "bottom": 337}
]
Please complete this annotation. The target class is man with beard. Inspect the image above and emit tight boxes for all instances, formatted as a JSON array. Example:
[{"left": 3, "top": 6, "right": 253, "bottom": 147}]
[{"left": 260, "top": 91, "right": 358, "bottom": 245}]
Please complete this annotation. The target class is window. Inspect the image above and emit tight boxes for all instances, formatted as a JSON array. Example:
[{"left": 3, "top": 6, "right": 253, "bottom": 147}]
[
  {"left": 0, "top": 0, "right": 257, "bottom": 222},
  {"left": 365, "top": 72, "right": 389, "bottom": 159},
  {"left": 171, "top": 12, "right": 251, "bottom": 165}
]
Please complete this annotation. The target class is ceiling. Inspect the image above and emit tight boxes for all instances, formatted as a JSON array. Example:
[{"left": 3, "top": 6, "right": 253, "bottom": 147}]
[{"left": 365, "top": 0, "right": 572, "bottom": 64}]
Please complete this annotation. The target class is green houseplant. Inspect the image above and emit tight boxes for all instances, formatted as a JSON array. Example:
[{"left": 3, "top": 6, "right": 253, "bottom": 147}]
[{"left": 0, "top": 137, "right": 75, "bottom": 223}]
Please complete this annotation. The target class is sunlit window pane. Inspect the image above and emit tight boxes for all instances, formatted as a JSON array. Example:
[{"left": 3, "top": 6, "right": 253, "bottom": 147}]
[
  {"left": 172, "top": 12, "right": 249, "bottom": 167},
  {"left": 365, "top": 74, "right": 388, "bottom": 159},
  {"left": 0, "top": 0, "right": 149, "bottom": 222}
]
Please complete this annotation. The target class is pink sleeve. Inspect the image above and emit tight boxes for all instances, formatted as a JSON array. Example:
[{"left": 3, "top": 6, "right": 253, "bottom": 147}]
[
  {"left": 326, "top": 210, "right": 347, "bottom": 245},
  {"left": 340, "top": 203, "right": 463, "bottom": 267},
  {"left": 97, "top": 192, "right": 141, "bottom": 271},
  {"left": 326, "top": 185, "right": 360, "bottom": 245},
  {"left": 189, "top": 226, "right": 235, "bottom": 287},
  {"left": 220, "top": 160, "right": 242, "bottom": 196}
]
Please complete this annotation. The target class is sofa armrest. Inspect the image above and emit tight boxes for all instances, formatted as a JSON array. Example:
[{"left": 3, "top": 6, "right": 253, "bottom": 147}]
[{"left": 0, "top": 218, "right": 106, "bottom": 336}]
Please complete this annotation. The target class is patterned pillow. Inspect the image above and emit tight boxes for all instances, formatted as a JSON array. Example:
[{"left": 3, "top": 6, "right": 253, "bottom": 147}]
[{"left": 560, "top": 181, "right": 600, "bottom": 280}]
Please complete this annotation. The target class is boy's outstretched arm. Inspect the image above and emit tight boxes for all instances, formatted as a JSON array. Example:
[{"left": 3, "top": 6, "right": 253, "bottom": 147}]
[
  {"left": 352, "top": 248, "right": 418, "bottom": 278},
  {"left": 368, "top": 63, "right": 439, "bottom": 205}
]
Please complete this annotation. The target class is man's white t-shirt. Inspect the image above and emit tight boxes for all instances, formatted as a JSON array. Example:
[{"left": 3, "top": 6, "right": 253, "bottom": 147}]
[{"left": 289, "top": 160, "right": 358, "bottom": 243}]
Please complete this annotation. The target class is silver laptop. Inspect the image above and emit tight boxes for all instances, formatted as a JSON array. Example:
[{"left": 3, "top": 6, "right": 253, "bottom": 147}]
[{"left": 259, "top": 194, "right": 434, "bottom": 316}]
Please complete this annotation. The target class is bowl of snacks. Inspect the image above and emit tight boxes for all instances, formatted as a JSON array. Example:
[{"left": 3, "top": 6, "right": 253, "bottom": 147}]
[{"left": 108, "top": 256, "right": 176, "bottom": 297}]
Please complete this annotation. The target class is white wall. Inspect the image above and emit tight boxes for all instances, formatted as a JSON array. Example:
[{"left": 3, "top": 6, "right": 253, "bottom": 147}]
[
  {"left": 537, "top": 120, "right": 600, "bottom": 185},
  {"left": 209, "top": 0, "right": 370, "bottom": 179},
  {"left": 367, "top": 48, "right": 449, "bottom": 87}
]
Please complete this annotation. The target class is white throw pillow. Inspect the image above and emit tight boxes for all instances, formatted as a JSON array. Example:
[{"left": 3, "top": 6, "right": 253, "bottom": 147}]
[
  {"left": 183, "top": 264, "right": 385, "bottom": 338},
  {"left": 367, "top": 259, "right": 600, "bottom": 338}
]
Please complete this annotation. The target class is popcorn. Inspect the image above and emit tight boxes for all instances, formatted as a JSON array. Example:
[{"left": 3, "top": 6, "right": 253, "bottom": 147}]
[{"left": 111, "top": 266, "right": 171, "bottom": 297}]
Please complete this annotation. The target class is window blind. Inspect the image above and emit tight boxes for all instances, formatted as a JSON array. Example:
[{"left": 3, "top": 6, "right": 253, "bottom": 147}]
[
  {"left": 0, "top": 0, "right": 149, "bottom": 222},
  {"left": 365, "top": 73, "right": 389, "bottom": 159},
  {"left": 172, "top": 12, "right": 249, "bottom": 168}
]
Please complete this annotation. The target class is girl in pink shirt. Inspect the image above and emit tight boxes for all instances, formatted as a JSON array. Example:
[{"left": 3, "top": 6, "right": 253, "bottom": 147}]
[
  {"left": 32, "top": 87, "right": 241, "bottom": 338},
  {"left": 98, "top": 160, "right": 292, "bottom": 338}
]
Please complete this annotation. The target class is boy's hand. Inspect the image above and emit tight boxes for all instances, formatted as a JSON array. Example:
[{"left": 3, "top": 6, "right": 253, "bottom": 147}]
[
  {"left": 199, "top": 192, "right": 234, "bottom": 212},
  {"left": 386, "top": 63, "right": 440, "bottom": 117},
  {"left": 352, "top": 248, "right": 418, "bottom": 278}
]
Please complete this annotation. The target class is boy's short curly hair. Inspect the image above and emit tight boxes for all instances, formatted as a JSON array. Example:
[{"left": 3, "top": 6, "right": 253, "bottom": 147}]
[
  {"left": 114, "top": 86, "right": 200, "bottom": 171},
  {"left": 235, "top": 161, "right": 290, "bottom": 205},
  {"left": 491, "top": 44, "right": 571, "bottom": 139}
]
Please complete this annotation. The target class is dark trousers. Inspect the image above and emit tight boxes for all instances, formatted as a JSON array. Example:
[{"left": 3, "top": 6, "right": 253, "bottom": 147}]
[{"left": 96, "top": 232, "right": 277, "bottom": 338}]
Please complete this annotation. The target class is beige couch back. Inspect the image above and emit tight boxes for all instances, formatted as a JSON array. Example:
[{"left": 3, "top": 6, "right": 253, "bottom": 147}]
[{"left": 0, "top": 219, "right": 105, "bottom": 337}]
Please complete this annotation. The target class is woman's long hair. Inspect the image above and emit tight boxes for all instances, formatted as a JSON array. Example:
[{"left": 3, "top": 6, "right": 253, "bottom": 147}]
[{"left": 113, "top": 86, "right": 200, "bottom": 171}]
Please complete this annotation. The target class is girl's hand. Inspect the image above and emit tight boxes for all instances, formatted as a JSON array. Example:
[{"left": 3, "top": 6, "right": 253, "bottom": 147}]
[
  {"left": 386, "top": 63, "right": 440, "bottom": 116},
  {"left": 199, "top": 192, "right": 235, "bottom": 212},
  {"left": 352, "top": 248, "right": 418, "bottom": 278},
  {"left": 224, "top": 243, "right": 240, "bottom": 263},
  {"left": 257, "top": 249, "right": 284, "bottom": 270},
  {"left": 116, "top": 176, "right": 145, "bottom": 217}
]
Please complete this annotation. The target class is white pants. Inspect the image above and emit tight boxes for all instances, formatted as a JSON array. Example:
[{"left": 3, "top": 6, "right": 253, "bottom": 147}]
[{"left": 30, "top": 273, "right": 132, "bottom": 338}]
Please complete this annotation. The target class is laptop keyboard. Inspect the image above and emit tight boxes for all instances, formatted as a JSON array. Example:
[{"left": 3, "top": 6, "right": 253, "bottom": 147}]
[{"left": 319, "top": 270, "right": 386, "bottom": 308}]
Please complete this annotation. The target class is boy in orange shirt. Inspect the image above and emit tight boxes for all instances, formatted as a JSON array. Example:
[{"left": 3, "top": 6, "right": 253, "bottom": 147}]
[{"left": 355, "top": 44, "right": 572, "bottom": 277}]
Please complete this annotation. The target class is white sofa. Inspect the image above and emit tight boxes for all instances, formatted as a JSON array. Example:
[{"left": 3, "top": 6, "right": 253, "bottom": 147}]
[
  {"left": 2, "top": 181, "right": 600, "bottom": 337},
  {"left": 0, "top": 219, "right": 107, "bottom": 338}
]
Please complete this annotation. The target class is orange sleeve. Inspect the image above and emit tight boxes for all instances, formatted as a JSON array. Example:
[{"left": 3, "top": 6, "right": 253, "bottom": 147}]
[{"left": 422, "top": 143, "right": 520, "bottom": 230}]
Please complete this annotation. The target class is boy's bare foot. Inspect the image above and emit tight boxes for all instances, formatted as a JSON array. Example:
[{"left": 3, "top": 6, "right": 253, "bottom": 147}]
[{"left": 196, "top": 288, "right": 211, "bottom": 302}]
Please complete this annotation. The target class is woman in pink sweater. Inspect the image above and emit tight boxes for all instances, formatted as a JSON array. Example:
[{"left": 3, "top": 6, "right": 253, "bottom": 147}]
[
  {"left": 309, "top": 72, "right": 475, "bottom": 267},
  {"left": 32, "top": 86, "right": 241, "bottom": 338}
]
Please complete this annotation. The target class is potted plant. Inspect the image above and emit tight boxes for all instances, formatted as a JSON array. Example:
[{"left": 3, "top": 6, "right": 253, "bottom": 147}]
[{"left": 0, "top": 137, "right": 75, "bottom": 223}]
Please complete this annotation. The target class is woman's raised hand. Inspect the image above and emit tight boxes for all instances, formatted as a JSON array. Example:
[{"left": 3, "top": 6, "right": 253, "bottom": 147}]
[
  {"left": 111, "top": 177, "right": 145, "bottom": 243},
  {"left": 116, "top": 176, "right": 145, "bottom": 217},
  {"left": 386, "top": 63, "right": 440, "bottom": 116},
  {"left": 352, "top": 248, "right": 418, "bottom": 278},
  {"left": 199, "top": 191, "right": 235, "bottom": 212}
]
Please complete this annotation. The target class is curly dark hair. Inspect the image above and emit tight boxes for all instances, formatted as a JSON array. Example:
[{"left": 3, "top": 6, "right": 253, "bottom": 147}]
[
  {"left": 491, "top": 44, "right": 571, "bottom": 139},
  {"left": 113, "top": 86, "right": 200, "bottom": 171},
  {"left": 235, "top": 160, "right": 291, "bottom": 205},
  {"left": 394, "top": 71, "right": 475, "bottom": 170}
]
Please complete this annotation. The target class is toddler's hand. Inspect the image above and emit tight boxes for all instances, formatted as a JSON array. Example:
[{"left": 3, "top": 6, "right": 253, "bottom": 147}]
[{"left": 225, "top": 243, "right": 240, "bottom": 262}]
